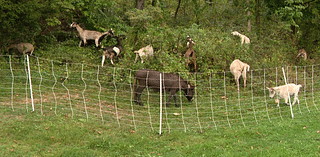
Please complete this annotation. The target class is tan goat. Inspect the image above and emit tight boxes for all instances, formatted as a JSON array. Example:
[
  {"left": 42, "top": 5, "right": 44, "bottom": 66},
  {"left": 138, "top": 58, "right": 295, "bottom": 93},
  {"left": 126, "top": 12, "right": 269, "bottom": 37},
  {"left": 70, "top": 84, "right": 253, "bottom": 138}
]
[
  {"left": 231, "top": 31, "right": 250, "bottom": 44},
  {"left": 230, "top": 59, "right": 250, "bottom": 91},
  {"left": 296, "top": 48, "right": 307, "bottom": 60},
  {"left": 8, "top": 43, "right": 34, "bottom": 55},
  {"left": 184, "top": 35, "right": 197, "bottom": 71},
  {"left": 266, "top": 84, "right": 302, "bottom": 107},
  {"left": 70, "top": 22, "right": 114, "bottom": 47},
  {"left": 134, "top": 45, "right": 154, "bottom": 63}
]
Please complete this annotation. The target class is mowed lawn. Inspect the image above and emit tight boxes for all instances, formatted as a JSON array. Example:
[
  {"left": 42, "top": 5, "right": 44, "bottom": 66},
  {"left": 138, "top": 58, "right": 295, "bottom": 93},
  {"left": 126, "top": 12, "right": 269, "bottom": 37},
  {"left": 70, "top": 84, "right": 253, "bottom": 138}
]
[{"left": 0, "top": 107, "right": 319, "bottom": 156}]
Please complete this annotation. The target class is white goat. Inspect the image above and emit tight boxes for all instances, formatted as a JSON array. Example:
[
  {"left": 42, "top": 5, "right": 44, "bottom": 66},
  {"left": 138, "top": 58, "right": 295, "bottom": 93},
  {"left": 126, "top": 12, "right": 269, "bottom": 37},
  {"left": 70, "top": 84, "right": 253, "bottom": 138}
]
[
  {"left": 70, "top": 22, "right": 114, "bottom": 47},
  {"left": 266, "top": 84, "right": 302, "bottom": 107},
  {"left": 296, "top": 48, "right": 307, "bottom": 60},
  {"left": 230, "top": 59, "right": 250, "bottom": 91},
  {"left": 134, "top": 45, "right": 154, "bottom": 63},
  {"left": 231, "top": 31, "right": 250, "bottom": 44}
]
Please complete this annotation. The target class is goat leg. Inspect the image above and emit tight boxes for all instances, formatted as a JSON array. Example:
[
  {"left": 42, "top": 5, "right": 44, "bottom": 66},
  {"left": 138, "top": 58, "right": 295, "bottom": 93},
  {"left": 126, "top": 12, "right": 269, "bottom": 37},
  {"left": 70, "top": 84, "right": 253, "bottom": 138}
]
[
  {"left": 101, "top": 55, "right": 106, "bottom": 67},
  {"left": 78, "top": 41, "right": 82, "bottom": 47},
  {"left": 235, "top": 76, "right": 240, "bottom": 91},
  {"left": 134, "top": 54, "right": 139, "bottom": 63},
  {"left": 244, "top": 77, "right": 247, "bottom": 88},
  {"left": 166, "top": 94, "right": 173, "bottom": 107},
  {"left": 95, "top": 38, "right": 100, "bottom": 47}
]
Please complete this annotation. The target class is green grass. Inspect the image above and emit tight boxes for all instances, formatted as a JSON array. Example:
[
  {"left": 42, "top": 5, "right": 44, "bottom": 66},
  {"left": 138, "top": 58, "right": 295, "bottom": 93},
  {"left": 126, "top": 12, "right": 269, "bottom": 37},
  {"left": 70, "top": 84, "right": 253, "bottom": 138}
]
[
  {"left": 1, "top": 44, "right": 320, "bottom": 156},
  {"left": 0, "top": 107, "right": 319, "bottom": 156}
]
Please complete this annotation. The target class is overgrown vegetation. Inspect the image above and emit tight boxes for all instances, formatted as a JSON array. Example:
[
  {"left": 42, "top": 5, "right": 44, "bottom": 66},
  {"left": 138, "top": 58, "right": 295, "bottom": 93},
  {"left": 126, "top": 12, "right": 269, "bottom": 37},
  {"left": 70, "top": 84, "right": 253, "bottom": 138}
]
[{"left": 1, "top": 0, "right": 320, "bottom": 73}]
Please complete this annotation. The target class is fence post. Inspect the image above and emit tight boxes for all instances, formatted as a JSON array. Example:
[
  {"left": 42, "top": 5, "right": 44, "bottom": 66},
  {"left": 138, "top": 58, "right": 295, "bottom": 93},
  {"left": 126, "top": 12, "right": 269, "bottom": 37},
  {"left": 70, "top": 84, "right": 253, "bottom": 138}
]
[
  {"left": 26, "top": 55, "right": 34, "bottom": 111},
  {"left": 9, "top": 56, "right": 15, "bottom": 111},
  {"left": 282, "top": 67, "right": 294, "bottom": 119},
  {"left": 159, "top": 73, "right": 162, "bottom": 135}
]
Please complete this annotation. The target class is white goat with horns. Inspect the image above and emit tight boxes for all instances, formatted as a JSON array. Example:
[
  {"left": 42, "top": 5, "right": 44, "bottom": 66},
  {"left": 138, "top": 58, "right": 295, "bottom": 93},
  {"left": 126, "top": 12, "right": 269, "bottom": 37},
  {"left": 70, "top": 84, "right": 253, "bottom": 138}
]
[{"left": 230, "top": 59, "right": 250, "bottom": 91}]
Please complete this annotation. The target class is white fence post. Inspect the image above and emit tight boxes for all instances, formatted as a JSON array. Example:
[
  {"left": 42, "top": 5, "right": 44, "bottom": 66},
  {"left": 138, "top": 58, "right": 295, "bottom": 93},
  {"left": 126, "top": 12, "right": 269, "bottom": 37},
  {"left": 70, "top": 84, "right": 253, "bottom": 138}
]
[
  {"left": 9, "top": 56, "right": 15, "bottom": 112},
  {"left": 282, "top": 67, "right": 294, "bottom": 119},
  {"left": 26, "top": 55, "right": 34, "bottom": 112},
  {"left": 159, "top": 73, "right": 162, "bottom": 135}
]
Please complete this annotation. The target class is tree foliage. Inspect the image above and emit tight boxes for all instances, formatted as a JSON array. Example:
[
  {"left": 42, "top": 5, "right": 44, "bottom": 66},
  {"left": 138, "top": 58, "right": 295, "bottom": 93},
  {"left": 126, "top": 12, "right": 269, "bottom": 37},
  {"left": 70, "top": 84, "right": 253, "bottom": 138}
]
[{"left": 1, "top": 0, "right": 319, "bottom": 73}]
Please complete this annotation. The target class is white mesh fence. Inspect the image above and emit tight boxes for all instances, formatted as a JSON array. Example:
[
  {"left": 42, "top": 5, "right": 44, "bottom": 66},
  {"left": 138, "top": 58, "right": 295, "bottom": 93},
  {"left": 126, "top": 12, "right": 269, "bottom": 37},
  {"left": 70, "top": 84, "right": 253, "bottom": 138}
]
[{"left": 0, "top": 55, "right": 319, "bottom": 132}]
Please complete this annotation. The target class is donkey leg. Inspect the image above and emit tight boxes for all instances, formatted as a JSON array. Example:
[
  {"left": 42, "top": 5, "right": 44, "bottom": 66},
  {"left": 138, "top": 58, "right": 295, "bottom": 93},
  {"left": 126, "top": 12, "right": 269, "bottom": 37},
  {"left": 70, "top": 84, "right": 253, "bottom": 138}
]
[
  {"left": 134, "top": 86, "right": 145, "bottom": 106},
  {"left": 166, "top": 90, "right": 178, "bottom": 107},
  {"left": 173, "top": 93, "right": 179, "bottom": 107}
]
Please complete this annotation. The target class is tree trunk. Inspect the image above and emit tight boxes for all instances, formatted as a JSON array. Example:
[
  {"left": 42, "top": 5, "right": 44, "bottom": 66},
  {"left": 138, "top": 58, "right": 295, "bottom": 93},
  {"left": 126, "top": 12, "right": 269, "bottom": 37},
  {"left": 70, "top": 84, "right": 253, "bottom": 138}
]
[
  {"left": 247, "top": 0, "right": 251, "bottom": 32},
  {"left": 152, "top": 0, "right": 157, "bottom": 6},
  {"left": 174, "top": 0, "right": 181, "bottom": 19},
  {"left": 208, "top": 0, "right": 213, "bottom": 6},
  {"left": 136, "top": 0, "right": 145, "bottom": 10},
  {"left": 255, "top": 0, "right": 260, "bottom": 27}
]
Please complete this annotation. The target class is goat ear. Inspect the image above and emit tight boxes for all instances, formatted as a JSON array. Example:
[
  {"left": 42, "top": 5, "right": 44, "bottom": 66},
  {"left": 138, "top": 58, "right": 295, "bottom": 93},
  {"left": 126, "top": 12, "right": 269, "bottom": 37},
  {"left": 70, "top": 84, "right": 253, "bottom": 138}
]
[
  {"left": 266, "top": 87, "right": 270, "bottom": 90},
  {"left": 188, "top": 84, "right": 191, "bottom": 88}
]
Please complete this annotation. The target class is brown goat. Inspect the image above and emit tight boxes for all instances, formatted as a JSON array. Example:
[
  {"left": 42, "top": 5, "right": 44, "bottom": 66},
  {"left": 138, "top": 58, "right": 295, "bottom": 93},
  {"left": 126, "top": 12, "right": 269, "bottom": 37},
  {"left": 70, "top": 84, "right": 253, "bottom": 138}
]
[
  {"left": 184, "top": 35, "right": 197, "bottom": 71},
  {"left": 296, "top": 48, "right": 307, "bottom": 60},
  {"left": 8, "top": 43, "right": 34, "bottom": 55},
  {"left": 70, "top": 22, "right": 114, "bottom": 47}
]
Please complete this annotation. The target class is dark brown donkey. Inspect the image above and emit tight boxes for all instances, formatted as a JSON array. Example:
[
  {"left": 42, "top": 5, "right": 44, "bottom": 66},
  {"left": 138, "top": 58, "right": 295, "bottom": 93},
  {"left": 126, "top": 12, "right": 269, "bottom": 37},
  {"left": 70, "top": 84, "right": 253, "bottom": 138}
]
[{"left": 133, "top": 69, "right": 195, "bottom": 107}]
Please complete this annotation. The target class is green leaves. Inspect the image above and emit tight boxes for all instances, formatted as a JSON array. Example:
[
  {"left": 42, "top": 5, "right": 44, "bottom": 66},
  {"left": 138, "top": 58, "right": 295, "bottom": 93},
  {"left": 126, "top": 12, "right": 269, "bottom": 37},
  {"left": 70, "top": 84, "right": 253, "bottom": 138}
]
[
  {"left": 126, "top": 6, "right": 163, "bottom": 31},
  {"left": 275, "top": 0, "right": 306, "bottom": 28}
]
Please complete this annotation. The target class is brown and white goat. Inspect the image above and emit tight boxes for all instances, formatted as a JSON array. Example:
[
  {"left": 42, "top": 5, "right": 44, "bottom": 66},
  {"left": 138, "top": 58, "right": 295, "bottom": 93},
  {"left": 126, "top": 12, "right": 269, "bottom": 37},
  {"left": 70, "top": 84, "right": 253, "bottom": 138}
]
[
  {"left": 8, "top": 43, "right": 34, "bottom": 55},
  {"left": 101, "top": 35, "right": 125, "bottom": 66},
  {"left": 184, "top": 35, "right": 197, "bottom": 71},
  {"left": 266, "top": 84, "right": 302, "bottom": 107},
  {"left": 70, "top": 22, "right": 114, "bottom": 47},
  {"left": 296, "top": 48, "right": 307, "bottom": 60},
  {"left": 231, "top": 31, "right": 250, "bottom": 44},
  {"left": 134, "top": 45, "right": 154, "bottom": 63},
  {"left": 230, "top": 59, "right": 250, "bottom": 91}
]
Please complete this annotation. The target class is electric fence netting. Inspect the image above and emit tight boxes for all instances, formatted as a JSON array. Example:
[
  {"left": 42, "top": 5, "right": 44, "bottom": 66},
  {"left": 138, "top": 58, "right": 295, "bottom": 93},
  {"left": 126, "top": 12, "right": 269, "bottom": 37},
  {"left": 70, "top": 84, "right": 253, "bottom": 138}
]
[{"left": 0, "top": 55, "right": 319, "bottom": 132}]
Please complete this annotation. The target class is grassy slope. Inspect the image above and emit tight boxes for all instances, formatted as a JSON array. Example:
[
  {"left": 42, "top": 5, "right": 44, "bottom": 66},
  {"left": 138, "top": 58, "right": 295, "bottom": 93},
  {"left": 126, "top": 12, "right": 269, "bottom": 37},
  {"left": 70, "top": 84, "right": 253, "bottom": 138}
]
[{"left": 1, "top": 107, "right": 319, "bottom": 156}]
